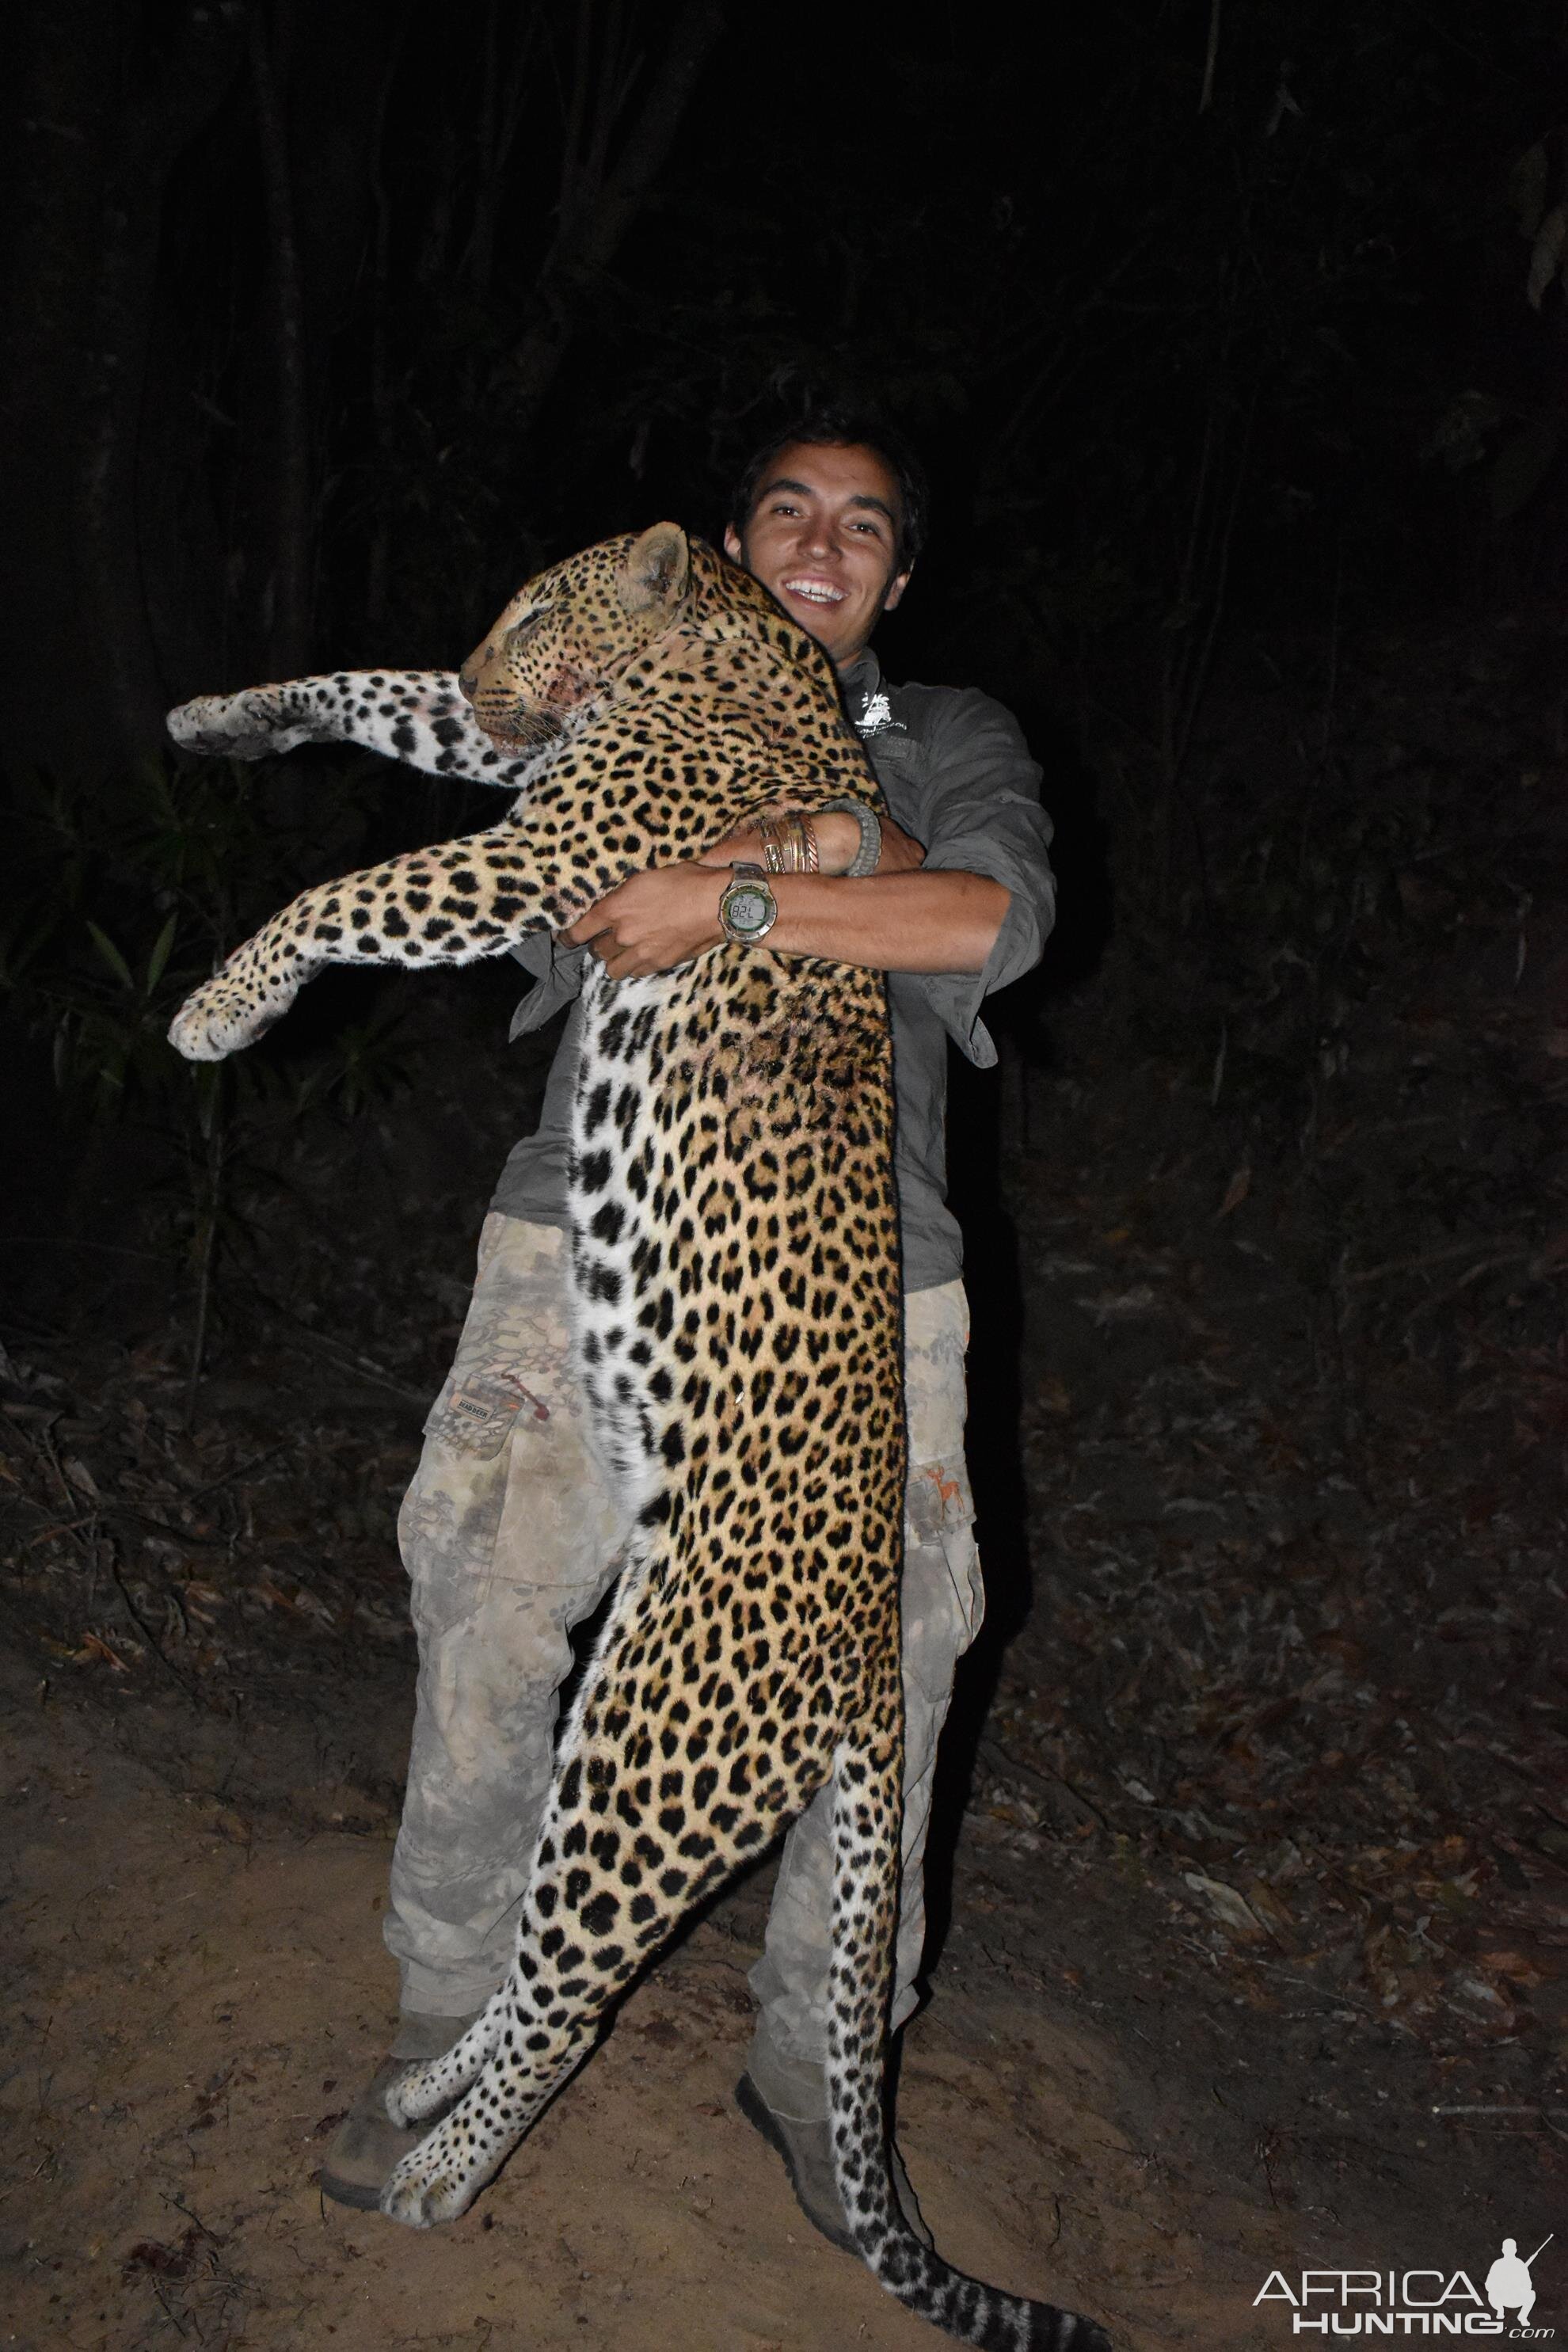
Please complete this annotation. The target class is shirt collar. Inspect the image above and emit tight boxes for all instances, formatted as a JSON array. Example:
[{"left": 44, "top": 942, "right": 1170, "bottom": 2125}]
[{"left": 841, "top": 647, "right": 884, "bottom": 716}]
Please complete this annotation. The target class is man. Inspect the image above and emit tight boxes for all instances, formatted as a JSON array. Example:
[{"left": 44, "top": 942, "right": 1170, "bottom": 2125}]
[{"left": 322, "top": 412, "right": 1056, "bottom": 2250}]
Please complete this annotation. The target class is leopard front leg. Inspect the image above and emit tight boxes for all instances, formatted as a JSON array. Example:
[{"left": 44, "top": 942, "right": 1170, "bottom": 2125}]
[
  {"left": 379, "top": 1531, "right": 848, "bottom": 2229},
  {"left": 167, "top": 669, "right": 538, "bottom": 784},
  {"left": 381, "top": 2000, "right": 602, "bottom": 2228},
  {"left": 168, "top": 931, "right": 317, "bottom": 1061},
  {"left": 167, "top": 820, "right": 559, "bottom": 1061}
]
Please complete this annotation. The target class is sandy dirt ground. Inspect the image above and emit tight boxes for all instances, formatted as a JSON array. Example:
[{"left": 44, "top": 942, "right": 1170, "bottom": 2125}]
[
  {"left": 1, "top": 1682, "right": 1301, "bottom": 2352},
  {"left": 6, "top": 1660, "right": 1557, "bottom": 2352}
]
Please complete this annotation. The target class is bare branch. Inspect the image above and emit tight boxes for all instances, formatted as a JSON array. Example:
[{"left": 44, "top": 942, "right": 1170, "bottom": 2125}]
[{"left": 1199, "top": 0, "right": 1221, "bottom": 114}]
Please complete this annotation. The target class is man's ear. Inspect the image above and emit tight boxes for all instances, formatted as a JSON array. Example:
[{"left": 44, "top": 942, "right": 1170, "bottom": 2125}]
[
  {"left": 883, "top": 566, "right": 913, "bottom": 615},
  {"left": 618, "top": 522, "right": 691, "bottom": 615}
]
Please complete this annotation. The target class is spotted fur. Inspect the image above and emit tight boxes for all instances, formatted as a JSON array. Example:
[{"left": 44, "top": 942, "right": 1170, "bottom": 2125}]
[{"left": 167, "top": 527, "right": 1109, "bottom": 2350}]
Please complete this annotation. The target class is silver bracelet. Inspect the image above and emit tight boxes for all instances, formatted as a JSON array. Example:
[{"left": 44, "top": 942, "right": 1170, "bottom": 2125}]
[{"left": 820, "top": 795, "right": 882, "bottom": 878}]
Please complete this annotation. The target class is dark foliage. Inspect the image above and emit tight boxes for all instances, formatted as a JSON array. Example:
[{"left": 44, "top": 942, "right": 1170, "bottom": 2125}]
[{"left": 4, "top": 1, "right": 1566, "bottom": 757}]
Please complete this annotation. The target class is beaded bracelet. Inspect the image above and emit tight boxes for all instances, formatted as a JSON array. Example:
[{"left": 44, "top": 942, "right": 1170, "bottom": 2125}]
[{"left": 819, "top": 795, "right": 882, "bottom": 879}]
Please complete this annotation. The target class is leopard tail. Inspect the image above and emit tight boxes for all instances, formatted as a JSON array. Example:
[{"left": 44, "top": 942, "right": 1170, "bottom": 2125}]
[{"left": 828, "top": 1734, "right": 1113, "bottom": 2352}]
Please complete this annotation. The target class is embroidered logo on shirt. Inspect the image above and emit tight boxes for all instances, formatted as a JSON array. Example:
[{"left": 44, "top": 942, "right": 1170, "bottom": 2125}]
[{"left": 853, "top": 691, "right": 904, "bottom": 738}]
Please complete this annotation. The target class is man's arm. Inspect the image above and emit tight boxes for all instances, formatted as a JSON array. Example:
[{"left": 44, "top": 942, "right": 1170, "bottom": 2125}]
[
  {"left": 889, "top": 686, "right": 1055, "bottom": 1064},
  {"left": 565, "top": 687, "right": 1050, "bottom": 999},
  {"left": 565, "top": 858, "right": 1007, "bottom": 982}
]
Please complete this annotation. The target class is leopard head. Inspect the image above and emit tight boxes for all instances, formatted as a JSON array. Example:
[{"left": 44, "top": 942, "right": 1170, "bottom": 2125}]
[{"left": 459, "top": 523, "right": 692, "bottom": 753}]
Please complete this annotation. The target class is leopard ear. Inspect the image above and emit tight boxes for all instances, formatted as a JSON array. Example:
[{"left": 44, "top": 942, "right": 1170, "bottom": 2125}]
[{"left": 618, "top": 523, "right": 690, "bottom": 615}]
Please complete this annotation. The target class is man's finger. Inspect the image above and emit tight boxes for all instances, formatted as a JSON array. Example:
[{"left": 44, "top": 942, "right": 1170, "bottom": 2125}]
[
  {"left": 569, "top": 917, "right": 618, "bottom": 956},
  {"left": 564, "top": 885, "right": 627, "bottom": 945}
]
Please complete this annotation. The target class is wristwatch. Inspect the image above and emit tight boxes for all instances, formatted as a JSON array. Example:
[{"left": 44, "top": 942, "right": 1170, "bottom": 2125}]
[{"left": 717, "top": 862, "right": 778, "bottom": 945}]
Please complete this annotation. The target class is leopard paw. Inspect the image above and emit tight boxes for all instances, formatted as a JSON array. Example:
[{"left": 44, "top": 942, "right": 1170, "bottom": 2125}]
[
  {"left": 383, "top": 2065, "right": 424, "bottom": 2129},
  {"left": 380, "top": 2139, "right": 481, "bottom": 2230},
  {"left": 166, "top": 687, "right": 316, "bottom": 762},
  {"left": 168, "top": 972, "right": 297, "bottom": 1061}
]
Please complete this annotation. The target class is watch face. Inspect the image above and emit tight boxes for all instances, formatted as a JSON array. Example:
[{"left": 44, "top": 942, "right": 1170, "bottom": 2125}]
[{"left": 726, "top": 886, "right": 770, "bottom": 932}]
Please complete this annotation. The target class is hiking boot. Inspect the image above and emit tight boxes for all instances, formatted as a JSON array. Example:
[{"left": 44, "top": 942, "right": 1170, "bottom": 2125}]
[
  {"left": 735, "top": 2069, "right": 934, "bottom": 2255},
  {"left": 318, "top": 2008, "right": 484, "bottom": 2213}
]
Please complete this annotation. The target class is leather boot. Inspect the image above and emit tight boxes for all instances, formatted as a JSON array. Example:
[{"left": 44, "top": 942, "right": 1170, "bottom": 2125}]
[
  {"left": 318, "top": 2008, "right": 484, "bottom": 2213},
  {"left": 736, "top": 2033, "right": 934, "bottom": 2254}
]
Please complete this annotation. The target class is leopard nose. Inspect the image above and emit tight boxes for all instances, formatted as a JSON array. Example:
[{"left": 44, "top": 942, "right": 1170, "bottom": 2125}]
[{"left": 458, "top": 669, "right": 478, "bottom": 702}]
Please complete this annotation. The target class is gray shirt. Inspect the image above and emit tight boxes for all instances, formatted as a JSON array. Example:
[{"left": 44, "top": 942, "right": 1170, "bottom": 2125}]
[{"left": 488, "top": 648, "right": 1055, "bottom": 1292}]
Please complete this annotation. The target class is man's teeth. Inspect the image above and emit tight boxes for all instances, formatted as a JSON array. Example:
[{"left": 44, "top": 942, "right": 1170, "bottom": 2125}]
[{"left": 786, "top": 580, "right": 844, "bottom": 604}]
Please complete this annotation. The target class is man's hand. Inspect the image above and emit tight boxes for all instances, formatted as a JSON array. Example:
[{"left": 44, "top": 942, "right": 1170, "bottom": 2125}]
[{"left": 564, "top": 866, "right": 725, "bottom": 980}]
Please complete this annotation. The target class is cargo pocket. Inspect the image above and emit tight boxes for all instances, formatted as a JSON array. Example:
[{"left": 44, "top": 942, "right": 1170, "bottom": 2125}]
[
  {"left": 904, "top": 1453, "right": 974, "bottom": 1548},
  {"left": 424, "top": 1361, "right": 552, "bottom": 1460},
  {"left": 903, "top": 1456, "right": 984, "bottom": 1694}
]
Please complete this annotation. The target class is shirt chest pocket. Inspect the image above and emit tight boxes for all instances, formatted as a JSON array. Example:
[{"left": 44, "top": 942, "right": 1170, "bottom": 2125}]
[{"left": 862, "top": 735, "right": 931, "bottom": 835}]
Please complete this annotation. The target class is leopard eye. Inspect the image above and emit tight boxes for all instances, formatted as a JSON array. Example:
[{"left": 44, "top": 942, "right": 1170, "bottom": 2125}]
[{"left": 504, "top": 604, "right": 552, "bottom": 652}]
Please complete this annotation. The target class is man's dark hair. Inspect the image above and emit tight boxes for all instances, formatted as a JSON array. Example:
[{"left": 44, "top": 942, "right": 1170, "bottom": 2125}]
[{"left": 727, "top": 405, "right": 930, "bottom": 571}]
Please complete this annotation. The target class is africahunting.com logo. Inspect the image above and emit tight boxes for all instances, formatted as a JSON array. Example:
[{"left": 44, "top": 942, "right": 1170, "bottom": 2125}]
[{"left": 1255, "top": 2236, "right": 1555, "bottom": 2337}]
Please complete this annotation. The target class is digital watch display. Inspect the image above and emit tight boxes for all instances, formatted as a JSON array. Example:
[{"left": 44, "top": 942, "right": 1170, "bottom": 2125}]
[{"left": 717, "top": 861, "right": 779, "bottom": 944}]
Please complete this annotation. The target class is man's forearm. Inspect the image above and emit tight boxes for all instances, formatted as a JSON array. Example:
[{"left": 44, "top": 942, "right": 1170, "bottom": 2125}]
[
  {"left": 751, "top": 869, "right": 1008, "bottom": 976},
  {"left": 564, "top": 858, "right": 1008, "bottom": 981}
]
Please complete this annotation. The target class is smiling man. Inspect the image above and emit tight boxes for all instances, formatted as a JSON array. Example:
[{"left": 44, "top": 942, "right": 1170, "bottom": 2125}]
[{"left": 322, "top": 411, "right": 1058, "bottom": 2252}]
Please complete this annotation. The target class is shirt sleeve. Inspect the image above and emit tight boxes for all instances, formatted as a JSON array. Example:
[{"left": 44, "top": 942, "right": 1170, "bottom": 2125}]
[
  {"left": 900, "top": 687, "right": 1056, "bottom": 1068},
  {"left": 506, "top": 934, "right": 590, "bottom": 1041}
]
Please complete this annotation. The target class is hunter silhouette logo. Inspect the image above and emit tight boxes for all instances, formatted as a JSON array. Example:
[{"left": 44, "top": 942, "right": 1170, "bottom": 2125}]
[
  {"left": 1487, "top": 2241, "right": 1552, "bottom": 2331},
  {"left": 1254, "top": 2232, "right": 1555, "bottom": 2336}
]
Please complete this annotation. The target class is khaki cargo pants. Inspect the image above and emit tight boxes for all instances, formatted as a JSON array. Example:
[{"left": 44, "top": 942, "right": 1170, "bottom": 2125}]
[{"left": 386, "top": 1215, "right": 983, "bottom": 2080}]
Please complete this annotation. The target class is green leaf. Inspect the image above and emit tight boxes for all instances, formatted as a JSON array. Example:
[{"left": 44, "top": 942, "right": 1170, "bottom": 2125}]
[
  {"left": 1527, "top": 203, "right": 1568, "bottom": 310},
  {"left": 145, "top": 912, "right": 179, "bottom": 993},
  {"left": 86, "top": 923, "right": 135, "bottom": 990}
]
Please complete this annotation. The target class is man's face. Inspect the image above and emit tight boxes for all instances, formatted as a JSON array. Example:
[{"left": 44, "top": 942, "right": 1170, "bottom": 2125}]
[{"left": 724, "top": 440, "right": 911, "bottom": 670}]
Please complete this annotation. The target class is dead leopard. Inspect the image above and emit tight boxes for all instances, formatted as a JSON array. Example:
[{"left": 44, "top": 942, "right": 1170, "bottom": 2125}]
[{"left": 167, "top": 523, "right": 1111, "bottom": 2352}]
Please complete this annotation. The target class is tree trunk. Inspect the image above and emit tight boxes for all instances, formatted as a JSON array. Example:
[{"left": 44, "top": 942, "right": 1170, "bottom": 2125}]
[
  {"left": 498, "top": 0, "right": 727, "bottom": 436},
  {"left": 248, "top": 2, "right": 313, "bottom": 678},
  {"left": 0, "top": 0, "right": 119, "bottom": 775},
  {"left": 0, "top": 1, "right": 245, "bottom": 778}
]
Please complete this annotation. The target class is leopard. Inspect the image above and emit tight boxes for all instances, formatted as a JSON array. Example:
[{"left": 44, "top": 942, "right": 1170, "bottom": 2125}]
[{"left": 166, "top": 523, "right": 1111, "bottom": 2352}]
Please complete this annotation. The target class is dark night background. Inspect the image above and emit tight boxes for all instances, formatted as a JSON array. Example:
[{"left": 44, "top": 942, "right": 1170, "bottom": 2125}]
[{"left": 2, "top": 6, "right": 1566, "bottom": 2346}]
